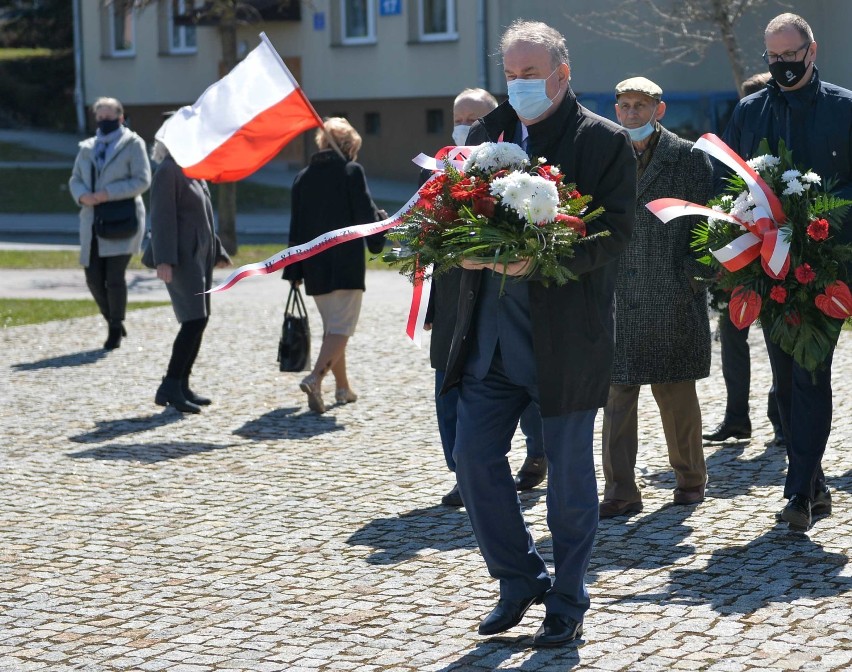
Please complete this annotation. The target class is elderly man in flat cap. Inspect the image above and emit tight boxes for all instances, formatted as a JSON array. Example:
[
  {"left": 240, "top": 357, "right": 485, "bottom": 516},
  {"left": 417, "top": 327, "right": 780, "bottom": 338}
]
[{"left": 599, "top": 76, "right": 714, "bottom": 519}]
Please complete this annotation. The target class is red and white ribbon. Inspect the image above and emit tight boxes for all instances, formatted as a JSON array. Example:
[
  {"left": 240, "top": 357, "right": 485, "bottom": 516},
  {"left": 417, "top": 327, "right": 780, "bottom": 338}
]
[
  {"left": 412, "top": 145, "right": 472, "bottom": 172},
  {"left": 405, "top": 264, "right": 433, "bottom": 347},
  {"left": 646, "top": 133, "right": 790, "bottom": 278}
]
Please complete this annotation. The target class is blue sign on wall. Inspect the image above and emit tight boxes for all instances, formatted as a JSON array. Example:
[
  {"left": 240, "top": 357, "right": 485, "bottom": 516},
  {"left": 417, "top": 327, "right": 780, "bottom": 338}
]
[
  {"left": 313, "top": 11, "right": 326, "bottom": 30},
  {"left": 379, "top": 0, "right": 402, "bottom": 16}
]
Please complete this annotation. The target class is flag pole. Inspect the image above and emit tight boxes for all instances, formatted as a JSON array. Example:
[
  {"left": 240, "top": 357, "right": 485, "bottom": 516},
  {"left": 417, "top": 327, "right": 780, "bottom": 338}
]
[{"left": 258, "top": 32, "right": 348, "bottom": 162}]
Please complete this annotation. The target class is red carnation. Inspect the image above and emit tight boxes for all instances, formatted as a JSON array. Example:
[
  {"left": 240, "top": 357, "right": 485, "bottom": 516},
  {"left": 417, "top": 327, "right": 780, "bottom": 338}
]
[
  {"left": 806, "top": 218, "right": 830, "bottom": 241},
  {"left": 794, "top": 263, "right": 816, "bottom": 284},
  {"left": 570, "top": 189, "right": 582, "bottom": 199},
  {"left": 435, "top": 206, "right": 458, "bottom": 224},
  {"left": 555, "top": 213, "right": 586, "bottom": 236},
  {"left": 472, "top": 196, "right": 496, "bottom": 218},
  {"left": 769, "top": 285, "right": 788, "bottom": 303}
]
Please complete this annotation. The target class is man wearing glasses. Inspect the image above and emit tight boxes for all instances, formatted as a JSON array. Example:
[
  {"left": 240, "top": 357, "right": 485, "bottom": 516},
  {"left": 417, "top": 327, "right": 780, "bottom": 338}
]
[{"left": 721, "top": 13, "right": 852, "bottom": 531}]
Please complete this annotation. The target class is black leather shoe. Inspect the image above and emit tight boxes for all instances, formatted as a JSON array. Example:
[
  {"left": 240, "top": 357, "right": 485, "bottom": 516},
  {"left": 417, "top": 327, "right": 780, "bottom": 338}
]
[
  {"left": 478, "top": 593, "right": 544, "bottom": 636},
  {"left": 514, "top": 456, "right": 547, "bottom": 491},
  {"left": 533, "top": 614, "right": 583, "bottom": 648},
  {"left": 104, "top": 326, "right": 122, "bottom": 350},
  {"left": 182, "top": 379, "right": 212, "bottom": 406},
  {"left": 780, "top": 494, "right": 811, "bottom": 531},
  {"left": 764, "top": 432, "right": 786, "bottom": 449},
  {"left": 441, "top": 483, "right": 463, "bottom": 507},
  {"left": 155, "top": 377, "right": 201, "bottom": 414},
  {"left": 811, "top": 487, "right": 832, "bottom": 517},
  {"left": 702, "top": 421, "right": 751, "bottom": 442}
]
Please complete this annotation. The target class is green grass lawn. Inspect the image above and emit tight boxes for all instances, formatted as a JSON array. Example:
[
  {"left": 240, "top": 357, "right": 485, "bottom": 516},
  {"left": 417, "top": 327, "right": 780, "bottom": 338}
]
[
  {"left": 0, "top": 298, "right": 169, "bottom": 327},
  {"left": 0, "top": 167, "right": 77, "bottom": 213},
  {"left": 0, "top": 140, "right": 72, "bottom": 162}
]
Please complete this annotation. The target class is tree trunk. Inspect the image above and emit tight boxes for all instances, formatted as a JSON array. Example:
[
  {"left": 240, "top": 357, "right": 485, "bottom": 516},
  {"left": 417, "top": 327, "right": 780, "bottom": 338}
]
[
  {"left": 217, "top": 4, "right": 239, "bottom": 255},
  {"left": 713, "top": 0, "right": 746, "bottom": 97}
]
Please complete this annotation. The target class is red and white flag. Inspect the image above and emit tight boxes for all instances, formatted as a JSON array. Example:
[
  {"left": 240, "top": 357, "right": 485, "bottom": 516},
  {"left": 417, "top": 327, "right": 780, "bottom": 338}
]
[{"left": 155, "top": 33, "right": 321, "bottom": 182}]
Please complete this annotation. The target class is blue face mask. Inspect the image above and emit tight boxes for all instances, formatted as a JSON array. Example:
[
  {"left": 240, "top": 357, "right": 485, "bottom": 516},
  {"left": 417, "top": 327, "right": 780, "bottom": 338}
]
[
  {"left": 623, "top": 115, "right": 656, "bottom": 142},
  {"left": 507, "top": 69, "right": 559, "bottom": 120}
]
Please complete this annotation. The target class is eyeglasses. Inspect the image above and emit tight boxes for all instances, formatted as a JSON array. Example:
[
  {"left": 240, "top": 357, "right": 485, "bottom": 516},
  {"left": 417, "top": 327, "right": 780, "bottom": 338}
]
[{"left": 762, "top": 41, "right": 811, "bottom": 64}]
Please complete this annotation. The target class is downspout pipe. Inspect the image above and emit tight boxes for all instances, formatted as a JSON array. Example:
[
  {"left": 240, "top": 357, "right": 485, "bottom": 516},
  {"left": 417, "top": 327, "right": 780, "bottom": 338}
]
[
  {"left": 476, "top": 0, "right": 489, "bottom": 91},
  {"left": 72, "top": 0, "right": 85, "bottom": 134}
]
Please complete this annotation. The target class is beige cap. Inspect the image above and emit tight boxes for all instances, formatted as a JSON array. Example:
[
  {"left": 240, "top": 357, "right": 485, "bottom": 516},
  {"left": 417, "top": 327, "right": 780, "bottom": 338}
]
[{"left": 615, "top": 76, "right": 663, "bottom": 100}]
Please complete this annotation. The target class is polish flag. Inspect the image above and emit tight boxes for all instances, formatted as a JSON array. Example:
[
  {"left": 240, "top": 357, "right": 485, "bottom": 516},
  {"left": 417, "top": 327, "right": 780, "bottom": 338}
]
[{"left": 155, "top": 33, "right": 321, "bottom": 183}]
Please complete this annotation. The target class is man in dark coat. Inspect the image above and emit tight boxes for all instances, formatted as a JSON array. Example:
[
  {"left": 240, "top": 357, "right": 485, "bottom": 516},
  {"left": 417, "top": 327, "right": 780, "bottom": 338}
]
[
  {"left": 720, "top": 12, "right": 852, "bottom": 531},
  {"left": 441, "top": 20, "right": 636, "bottom": 647},
  {"left": 599, "top": 77, "right": 713, "bottom": 519}
]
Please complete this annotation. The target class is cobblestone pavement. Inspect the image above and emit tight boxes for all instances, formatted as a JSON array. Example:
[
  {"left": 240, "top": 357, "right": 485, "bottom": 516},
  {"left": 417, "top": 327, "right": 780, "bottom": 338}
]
[{"left": 2, "top": 269, "right": 851, "bottom": 671}]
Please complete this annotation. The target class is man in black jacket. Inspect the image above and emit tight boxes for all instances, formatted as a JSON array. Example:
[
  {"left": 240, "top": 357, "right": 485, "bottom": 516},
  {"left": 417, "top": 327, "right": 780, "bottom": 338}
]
[
  {"left": 442, "top": 19, "right": 636, "bottom": 646},
  {"left": 721, "top": 12, "right": 852, "bottom": 531}
]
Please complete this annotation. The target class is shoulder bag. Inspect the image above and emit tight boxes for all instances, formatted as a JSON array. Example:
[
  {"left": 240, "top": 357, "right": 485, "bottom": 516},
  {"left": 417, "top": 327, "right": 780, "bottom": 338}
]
[
  {"left": 278, "top": 284, "right": 311, "bottom": 372},
  {"left": 91, "top": 163, "right": 138, "bottom": 240}
]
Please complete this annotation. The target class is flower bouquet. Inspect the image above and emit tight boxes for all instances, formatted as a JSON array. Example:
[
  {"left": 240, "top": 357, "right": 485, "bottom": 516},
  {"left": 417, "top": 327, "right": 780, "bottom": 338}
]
[
  {"left": 384, "top": 142, "right": 605, "bottom": 287},
  {"left": 693, "top": 138, "right": 852, "bottom": 372}
]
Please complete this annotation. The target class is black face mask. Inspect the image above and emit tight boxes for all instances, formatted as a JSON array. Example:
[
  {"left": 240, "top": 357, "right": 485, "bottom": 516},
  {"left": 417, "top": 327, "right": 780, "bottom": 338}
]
[
  {"left": 97, "top": 118, "right": 121, "bottom": 134},
  {"left": 768, "top": 56, "right": 810, "bottom": 88}
]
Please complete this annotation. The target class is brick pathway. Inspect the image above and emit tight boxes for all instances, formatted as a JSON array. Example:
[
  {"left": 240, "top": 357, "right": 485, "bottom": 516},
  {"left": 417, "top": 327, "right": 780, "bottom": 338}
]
[{"left": 1, "top": 269, "right": 850, "bottom": 671}]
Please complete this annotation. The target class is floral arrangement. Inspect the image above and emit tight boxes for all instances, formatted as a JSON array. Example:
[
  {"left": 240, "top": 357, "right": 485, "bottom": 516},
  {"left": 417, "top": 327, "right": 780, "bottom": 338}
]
[
  {"left": 384, "top": 142, "right": 604, "bottom": 287},
  {"left": 694, "top": 138, "right": 852, "bottom": 372}
]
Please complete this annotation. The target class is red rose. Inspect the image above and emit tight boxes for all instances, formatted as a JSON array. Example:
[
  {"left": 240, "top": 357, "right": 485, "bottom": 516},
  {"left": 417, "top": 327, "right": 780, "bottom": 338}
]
[
  {"left": 815, "top": 280, "right": 852, "bottom": 319},
  {"left": 555, "top": 213, "right": 586, "bottom": 236},
  {"left": 806, "top": 218, "right": 830, "bottom": 241},
  {"left": 472, "top": 196, "right": 496, "bottom": 218},
  {"left": 794, "top": 263, "right": 816, "bottom": 284},
  {"left": 769, "top": 285, "right": 787, "bottom": 303},
  {"left": 728, "top": 286, "right": 761, "bottom": 330}
]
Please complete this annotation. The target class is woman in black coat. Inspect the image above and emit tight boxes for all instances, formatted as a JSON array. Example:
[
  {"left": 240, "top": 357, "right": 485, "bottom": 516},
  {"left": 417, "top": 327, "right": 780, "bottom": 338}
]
[
  {"left": 284, "top": 118, "right": 385, "bottom": 414},
  {"left": 147, "top": 138, "right": 231, "bottom": 413}
]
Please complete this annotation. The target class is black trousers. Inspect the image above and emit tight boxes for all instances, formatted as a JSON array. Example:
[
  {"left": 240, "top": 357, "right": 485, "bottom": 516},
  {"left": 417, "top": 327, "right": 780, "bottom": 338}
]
[
  {"left": 719, "top": 314, "right": 782, "bottom": 432},
  {"left": 166, "top": 317, "right": 208, "bottom": 380},
  {"left": 84, "top": 236, "right": 131, "bottom": 327}
]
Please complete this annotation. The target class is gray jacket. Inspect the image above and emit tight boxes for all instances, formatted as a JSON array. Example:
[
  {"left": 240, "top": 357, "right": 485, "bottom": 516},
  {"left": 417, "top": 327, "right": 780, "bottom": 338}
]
[
  {"left": 611, "top": 127, "right": 713, "bottom": 386},
  {"left": 69, "top": 128, "right": 151, "bottom": 266}
]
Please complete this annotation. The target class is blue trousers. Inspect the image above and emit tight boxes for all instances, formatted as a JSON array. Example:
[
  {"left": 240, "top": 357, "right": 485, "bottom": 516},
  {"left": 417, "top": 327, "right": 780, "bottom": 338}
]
[
  {"left": 453, "top": 354, "right": 598, "bottom": 621},
  {"left": 762, "top": 330, "right": 833, "bottom": 499},
  {"left": 435, "top": 369, "right": 543, "bottom": 472}
]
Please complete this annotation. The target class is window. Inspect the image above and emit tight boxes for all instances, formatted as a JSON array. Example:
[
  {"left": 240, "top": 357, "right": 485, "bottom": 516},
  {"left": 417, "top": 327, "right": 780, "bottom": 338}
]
[
  {"left": 365, "top": 112, "right": 381, "bottom": 135},
  {"left": 108, "top": 0, "right": 135, "bottom": 57},
  {"left": 169, "top": 0, "right": 198, "bottom": 54},
  {"left": 418, "top": 0, "right": 456, "bottom": 41},
  {"left": 426, "top": 109, "right": 444, "bottom": 135},
  {"left": 342, "top": 0, "right": 376, "bottom": 45}
]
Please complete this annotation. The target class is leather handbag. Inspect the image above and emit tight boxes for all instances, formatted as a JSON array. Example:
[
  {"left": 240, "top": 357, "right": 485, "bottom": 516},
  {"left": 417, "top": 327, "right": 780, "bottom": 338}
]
[
  {"left": 90, "top": 164, "right": 138, "bottom": 240},
  {"left": 278, "top": 285, "right": 311, "bottom": 372}
]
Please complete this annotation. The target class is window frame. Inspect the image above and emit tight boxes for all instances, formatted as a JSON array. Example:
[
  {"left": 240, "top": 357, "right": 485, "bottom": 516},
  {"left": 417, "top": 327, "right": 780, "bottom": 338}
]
[
  {"left": 417, "top": 0, "right": 456, "bottom": 43},
  {"left": 341, "top": 0, "right": 377, "bottom": 46},
  {"left": 167, "top": 0, "right": 199, "bottom": 55},
  {"left": 107, "top": 0, "right": 136, "bottom": 58}
]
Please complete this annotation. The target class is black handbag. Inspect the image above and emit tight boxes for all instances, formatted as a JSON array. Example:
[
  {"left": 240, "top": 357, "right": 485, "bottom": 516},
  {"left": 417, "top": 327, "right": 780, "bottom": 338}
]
[
  {"left": 278, "top": 285, "right": 311, "bottom": 372},
  {"left": 90, "top": 164, "right": 138, "bottom": 240}
]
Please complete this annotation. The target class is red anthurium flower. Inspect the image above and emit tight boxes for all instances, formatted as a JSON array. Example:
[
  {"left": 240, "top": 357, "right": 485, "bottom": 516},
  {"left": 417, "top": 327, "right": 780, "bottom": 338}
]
[
  {"left": 728, "top": 286, "right": 761, "bottom": 330},
  {"left": 472, "top": 196, "right": 496, "bottom": 218},
  {"left": 769, "top": 285, "right": 788, "bottom": 303},
  {"left": 793, "top": 263, "right": 816, "bottom": 284},
  {"left": 761, "top": 254, "right": 790, "bottom": 280},
  {"left": 555, "top": 213, "right": 586, "bottom": 236},
  {"left": 806, "top": 218, "right": 830, "bottom": 241},
  {"left": 815, "top": 280, "right": 852, "bottom": 319}
]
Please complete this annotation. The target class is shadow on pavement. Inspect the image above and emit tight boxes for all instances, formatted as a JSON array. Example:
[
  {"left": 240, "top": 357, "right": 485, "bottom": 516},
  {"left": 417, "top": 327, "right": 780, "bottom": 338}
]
[
  {"left": 66, "top": 441, "right": 234, "bottom": 463},
  {"left": 828, "top": 468, "right": 852, "bottom": 496},
  {"left": 11, "top": 349, "right": 109, "bottom": 371},
  {"left": 436, "top": 636, "right": 581, "bottom": 671},
  {"left": 607, "top": 529, "right": 850, "bottom": 615},
  {"left": 232, "top": 406, "right": 345, "bottom": 440},
  {"left": 69, "top": 411, "right": 182, "bottom": 444}
]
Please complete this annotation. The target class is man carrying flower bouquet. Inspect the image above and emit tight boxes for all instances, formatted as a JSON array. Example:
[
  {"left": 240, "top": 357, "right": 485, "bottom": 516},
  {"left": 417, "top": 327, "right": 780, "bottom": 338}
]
[
  {"left": 599, "top": 76, "right": 714, "bottom": 519},
  {"left": 440, "top": 19, "right": 636, "bottom": 647},
  {"left": 721, "top": 12, "right": 852, "bottom": 531}
]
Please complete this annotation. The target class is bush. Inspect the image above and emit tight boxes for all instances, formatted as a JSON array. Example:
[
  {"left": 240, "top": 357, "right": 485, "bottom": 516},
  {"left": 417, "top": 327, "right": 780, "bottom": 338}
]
[{"left": 0, "top": 50, "right": 76, "bottom": 130}]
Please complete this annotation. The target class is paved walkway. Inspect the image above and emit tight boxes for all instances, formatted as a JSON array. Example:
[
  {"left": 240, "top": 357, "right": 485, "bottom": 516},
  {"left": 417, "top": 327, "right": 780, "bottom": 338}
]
[{"left": 1, "top": 268, "right": 851, "bottom": 671}]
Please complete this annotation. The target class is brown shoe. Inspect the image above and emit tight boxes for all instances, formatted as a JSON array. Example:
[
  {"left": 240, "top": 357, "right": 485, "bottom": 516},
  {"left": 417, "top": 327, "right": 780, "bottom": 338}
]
[
  {"left": 673, "top": 484, "right": 705, "bottom": 505},
  {"left": 599, "top": 498, "right": 643, "bottom": 519}
]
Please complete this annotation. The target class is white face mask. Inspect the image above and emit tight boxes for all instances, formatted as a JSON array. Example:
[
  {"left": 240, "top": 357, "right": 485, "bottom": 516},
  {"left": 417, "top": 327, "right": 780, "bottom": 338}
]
[
  {"left": 452, "top": 124, "right": 471, "bottom": 146},
  {"left": 507, "top": 68, "right": 559, "bottom": 120},
  {"left": 623, "top": 116, "right": 656, "bottom": 142}
]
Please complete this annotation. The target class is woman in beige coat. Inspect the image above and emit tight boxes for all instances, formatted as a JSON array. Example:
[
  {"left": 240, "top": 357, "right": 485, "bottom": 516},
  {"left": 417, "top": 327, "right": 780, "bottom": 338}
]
[{"left": 69, "top": 97, "right": 151, "bottom": 350}]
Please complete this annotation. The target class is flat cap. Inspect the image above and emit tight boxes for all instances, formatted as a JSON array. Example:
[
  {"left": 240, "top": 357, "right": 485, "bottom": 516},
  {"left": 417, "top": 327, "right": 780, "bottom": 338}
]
[{"left": 615, "top": 76, "right": 663, "bottom": 100}]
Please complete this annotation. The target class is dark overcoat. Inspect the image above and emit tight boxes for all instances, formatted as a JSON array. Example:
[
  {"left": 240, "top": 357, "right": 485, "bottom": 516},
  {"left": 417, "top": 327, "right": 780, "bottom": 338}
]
[
  {"left": 442, "top": 92, "right": 637, "bottom": 416},
  {"left": 149, "top": 156, "right": 228, "bottom": 323},
  {"left": 611, "top": 127, "right": 713, "bottom": 385},
  {"left": 283, "top": 149, "right": 385, "bottom": 295}
]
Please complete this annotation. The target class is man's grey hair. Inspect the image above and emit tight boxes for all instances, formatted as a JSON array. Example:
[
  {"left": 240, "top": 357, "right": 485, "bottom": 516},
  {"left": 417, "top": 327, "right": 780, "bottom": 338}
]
[
  {"left": 92, "top": 96, "right": 123, "bottom": 117},
  {"left": 765, "top": 13, "right": 814, "bottom": 43},
  {"left": 499, "top": 19, "right": 570, "bottom": 69},
  {"left": 453, "top": 88, "right": 498, "bottom": 111}
]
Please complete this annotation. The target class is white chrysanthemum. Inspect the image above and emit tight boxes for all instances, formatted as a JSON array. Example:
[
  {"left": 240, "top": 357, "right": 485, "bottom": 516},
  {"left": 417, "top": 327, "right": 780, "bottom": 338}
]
[
  {"left": 801, "top": 171, "right": 821, "bottom": 184},
  {"left": 747, "top": 154, "right": 781, "bottom": 172},
  {"left": 491, "top": 172, "right": 558, "bottom": 223},
  {"left": 719, "top": 194, "right": 733, "bottom": 203},
  {"left": 463, "top": 142, "right": 529, "bottom": 172},
  {"left": 783, "top": 179, "right": 805, "bottom": 196},
  {"left": 782, "top": 169, "right": 802, "bottom": 182}
]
